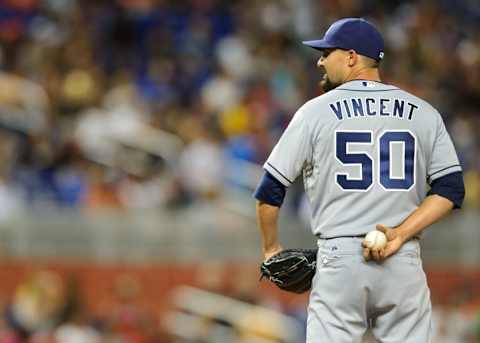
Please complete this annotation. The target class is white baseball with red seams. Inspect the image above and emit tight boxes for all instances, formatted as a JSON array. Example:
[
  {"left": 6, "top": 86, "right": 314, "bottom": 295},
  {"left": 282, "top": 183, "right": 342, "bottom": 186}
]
[{"left": 364, "top": 230, "right": 387, "bottom": 250}]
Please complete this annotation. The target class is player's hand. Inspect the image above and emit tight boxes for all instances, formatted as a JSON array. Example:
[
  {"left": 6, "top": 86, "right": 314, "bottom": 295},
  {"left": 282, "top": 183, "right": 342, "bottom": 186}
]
[
  {"left": 263, "top": 244, "right": 283, "bottom": 261},
  {"left": 362, "top": 224, "right": 406, "bottom": 262}
]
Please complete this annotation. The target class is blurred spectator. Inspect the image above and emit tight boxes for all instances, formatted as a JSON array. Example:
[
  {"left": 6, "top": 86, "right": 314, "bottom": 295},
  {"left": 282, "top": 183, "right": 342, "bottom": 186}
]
[
  {"left": 0, "top": 71, "right": 49, "bottom": 134},
  {"left": 116, "top": 155, "right": 175, "bottom": 210},
  {"left": 5, "top": 271, "right": 67, "bottom": 339},
  {"left": 82, "top": 163, "right": 123, "bottom": 211},
  {"left": 54, "top": 310, "right": 101, "bottom": 343},
  {"left": 474, "top": 311, "right": 480, "bottom": 342},
  {"left": 432, "top": 304, "right": 471, "bottom": 343},
  {"left": 178, "top": 117, "right": 225, "bottom": 200},
  {"left": 201, "top": 67, "right": 241, "bottom": 114},
  {"left": 103, "top": 274, "right": 155, "bottom": 343},
  {"left": 0, "top": 133, "right": 24, "bottom": 221}
]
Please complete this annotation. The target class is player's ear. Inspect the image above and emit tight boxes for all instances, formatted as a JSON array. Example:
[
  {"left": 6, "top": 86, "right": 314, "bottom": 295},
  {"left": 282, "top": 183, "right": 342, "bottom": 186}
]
[{"left": 347, "top": 49, "right": 357, "bottom": 67}]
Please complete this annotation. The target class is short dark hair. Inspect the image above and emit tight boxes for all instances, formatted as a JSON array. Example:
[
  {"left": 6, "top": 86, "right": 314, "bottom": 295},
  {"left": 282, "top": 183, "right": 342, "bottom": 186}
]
[{"left": 361, "top": 55, "right": 380, "bottom": 68}]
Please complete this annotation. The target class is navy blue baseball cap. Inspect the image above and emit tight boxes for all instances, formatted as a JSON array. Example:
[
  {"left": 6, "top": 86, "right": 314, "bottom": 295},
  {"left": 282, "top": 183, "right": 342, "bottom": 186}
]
[{"left": 303, "top": 18, "right": 385, "bottom": 61}]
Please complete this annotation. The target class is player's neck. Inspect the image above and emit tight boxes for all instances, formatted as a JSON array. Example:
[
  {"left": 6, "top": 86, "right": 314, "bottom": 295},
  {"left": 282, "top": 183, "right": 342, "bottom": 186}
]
[{"left": 345, "top": 68, "right": 381, "bottom": 83}]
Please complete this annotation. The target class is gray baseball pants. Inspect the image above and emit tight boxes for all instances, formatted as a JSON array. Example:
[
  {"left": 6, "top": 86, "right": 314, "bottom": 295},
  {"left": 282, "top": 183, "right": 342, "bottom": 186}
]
[{"left": 306, "top": 237, "right": 432, "bottom": 343}]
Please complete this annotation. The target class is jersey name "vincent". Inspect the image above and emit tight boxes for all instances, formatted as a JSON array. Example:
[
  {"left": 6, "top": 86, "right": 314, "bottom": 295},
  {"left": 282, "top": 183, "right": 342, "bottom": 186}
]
[{"left": 329, "top": 98, "right": 418, "bottom": 121}]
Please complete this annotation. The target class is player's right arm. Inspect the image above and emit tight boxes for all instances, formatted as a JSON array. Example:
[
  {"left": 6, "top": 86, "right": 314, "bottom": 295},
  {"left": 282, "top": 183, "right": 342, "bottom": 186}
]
[
  {"left": 254, "top": 105, "right": 313, "bottom": 260},
  {"left": 256, "top": 201, "right": 283, "bottom": 260},
  {"left": 254, "top": 171, "right": 288, "bottom": 259}
]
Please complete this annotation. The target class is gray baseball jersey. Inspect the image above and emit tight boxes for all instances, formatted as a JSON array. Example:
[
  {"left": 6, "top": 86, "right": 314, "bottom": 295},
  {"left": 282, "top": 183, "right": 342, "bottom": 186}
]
[{"left": 264, "top": 80, "right": 461, "bottom": 238}]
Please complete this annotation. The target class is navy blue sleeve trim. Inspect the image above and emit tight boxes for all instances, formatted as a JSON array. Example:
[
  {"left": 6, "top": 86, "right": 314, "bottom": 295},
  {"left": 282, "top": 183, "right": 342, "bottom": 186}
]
[
  {"left": 427, "top": 164, "right": 461, "bottom": 183},
  {"left": 266, "top": 162, "right": 293, "bottom": 184},
  {"left": 253, "top": 171, "right": 287, "bottom": 207},
  {"left": 427, "top": 171, "right": 465, "bottom": 209}
]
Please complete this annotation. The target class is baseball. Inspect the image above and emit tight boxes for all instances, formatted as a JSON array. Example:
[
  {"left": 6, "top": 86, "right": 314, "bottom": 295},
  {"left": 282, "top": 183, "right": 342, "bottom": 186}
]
[{"left": 364, "top": 230, "right": 387, "bottom": 250}]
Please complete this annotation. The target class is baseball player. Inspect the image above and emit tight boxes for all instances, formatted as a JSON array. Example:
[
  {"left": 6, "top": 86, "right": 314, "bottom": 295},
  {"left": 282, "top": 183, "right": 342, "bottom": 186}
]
[{"left": 254, "top": 18, "right": 465, "bottom": 342}]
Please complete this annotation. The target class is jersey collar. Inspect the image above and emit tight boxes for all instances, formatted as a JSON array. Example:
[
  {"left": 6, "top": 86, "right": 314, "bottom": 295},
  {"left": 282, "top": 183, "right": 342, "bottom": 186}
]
[{"left": 335, "top": 80, "right": 399, "bottom": 91}]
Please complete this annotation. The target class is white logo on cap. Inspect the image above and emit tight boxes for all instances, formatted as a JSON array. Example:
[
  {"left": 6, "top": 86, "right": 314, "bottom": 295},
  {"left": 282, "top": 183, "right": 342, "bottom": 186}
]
[{"left": 379, "top": 52, "right": 385, "bottom": 59}]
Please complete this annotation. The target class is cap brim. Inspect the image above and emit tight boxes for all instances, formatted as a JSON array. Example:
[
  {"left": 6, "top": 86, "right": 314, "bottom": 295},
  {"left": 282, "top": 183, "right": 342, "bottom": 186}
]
[{"left": 302, "top": 39, "right": 337, "bottom": 51}]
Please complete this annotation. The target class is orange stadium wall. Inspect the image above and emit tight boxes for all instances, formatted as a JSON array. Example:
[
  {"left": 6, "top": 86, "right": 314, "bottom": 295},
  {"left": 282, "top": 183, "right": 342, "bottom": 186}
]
[{"left": 0, "top": 261, "right": 479, "bottom": 318}]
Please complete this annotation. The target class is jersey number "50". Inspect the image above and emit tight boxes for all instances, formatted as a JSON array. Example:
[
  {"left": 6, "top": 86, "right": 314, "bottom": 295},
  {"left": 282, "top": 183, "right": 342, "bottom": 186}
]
[{"left": 335, "top": 130, "right": 415, "bottom": 191}]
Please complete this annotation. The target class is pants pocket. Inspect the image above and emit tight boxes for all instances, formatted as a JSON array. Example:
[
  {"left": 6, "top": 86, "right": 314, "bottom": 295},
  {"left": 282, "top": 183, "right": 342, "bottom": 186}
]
[{"left": 318, "top": 250, "right": 356, "bottom": 269}]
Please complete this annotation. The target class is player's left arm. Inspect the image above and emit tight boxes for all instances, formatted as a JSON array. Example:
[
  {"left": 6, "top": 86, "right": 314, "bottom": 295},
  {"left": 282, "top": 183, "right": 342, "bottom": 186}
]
[{"left": 366, "top": 111, "right": 465, "bottom": 261}]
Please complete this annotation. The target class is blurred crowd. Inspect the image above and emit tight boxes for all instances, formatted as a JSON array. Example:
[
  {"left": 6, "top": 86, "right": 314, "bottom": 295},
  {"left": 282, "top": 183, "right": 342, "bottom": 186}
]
[{"left": 0, "top": 0, "right": 479, "bottom": 217}]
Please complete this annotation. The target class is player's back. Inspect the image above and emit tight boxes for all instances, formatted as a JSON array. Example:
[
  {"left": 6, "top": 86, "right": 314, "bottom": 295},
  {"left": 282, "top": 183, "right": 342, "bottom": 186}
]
[{"left": 297, "top": 80, "right": 461, "bottom": 238}]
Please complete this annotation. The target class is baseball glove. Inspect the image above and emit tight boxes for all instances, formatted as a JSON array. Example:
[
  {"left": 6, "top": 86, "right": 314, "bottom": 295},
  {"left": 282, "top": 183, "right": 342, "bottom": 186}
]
[{"left": 260, "top": 249, "right": 318, "bottom": 293}]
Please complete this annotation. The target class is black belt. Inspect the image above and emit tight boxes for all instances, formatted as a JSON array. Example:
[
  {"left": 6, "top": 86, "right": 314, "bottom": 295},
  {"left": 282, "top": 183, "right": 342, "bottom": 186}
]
[
  {"left": 319, "top": 234, "right": 421, "bottom": 241},
  {"left": 320, "top": 234, "right": 366, "bottom": 240}
]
